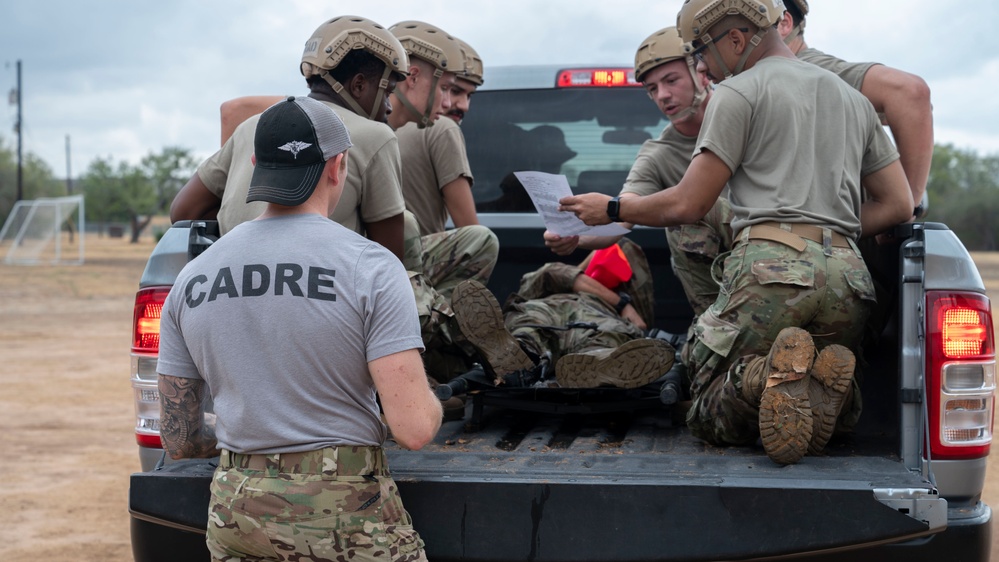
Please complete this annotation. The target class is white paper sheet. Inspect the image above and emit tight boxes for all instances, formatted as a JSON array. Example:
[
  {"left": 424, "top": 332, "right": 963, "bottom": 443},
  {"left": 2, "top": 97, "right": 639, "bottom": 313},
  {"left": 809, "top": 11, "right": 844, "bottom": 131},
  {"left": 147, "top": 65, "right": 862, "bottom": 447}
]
[{"left": 513, "top": 171, "right": 631, "bottom": 237}]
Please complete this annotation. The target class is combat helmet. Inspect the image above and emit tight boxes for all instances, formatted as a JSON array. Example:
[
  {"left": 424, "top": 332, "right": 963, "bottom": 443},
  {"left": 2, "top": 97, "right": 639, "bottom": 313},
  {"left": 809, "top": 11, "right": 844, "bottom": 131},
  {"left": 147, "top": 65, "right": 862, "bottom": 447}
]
[
  {"left": 677, "top": 0, "right": 784, "bottom": 79},
  {"left": 300, "top": 15, "right": 409, "bottom": 121},
  {"left": 634, "top": 26, "right": 708, "bottom": 122},
  {"left": 389, "top": 20, "right": 465, "bottom": 127},
  {"left": 782, "top": 0, "right": 809, "bottom": 45},
  {"left": 455, "top": 37, "right": 484, "bottom": 86}
]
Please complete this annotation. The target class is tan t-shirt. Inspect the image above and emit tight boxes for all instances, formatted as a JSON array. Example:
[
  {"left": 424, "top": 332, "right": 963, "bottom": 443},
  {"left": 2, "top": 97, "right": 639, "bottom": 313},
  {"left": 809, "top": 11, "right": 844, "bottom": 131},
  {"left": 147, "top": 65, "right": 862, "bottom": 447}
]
[
  {"left": 198, "top": 100, "right": 406, "bottom": 235},
  {"left": 797, "top": 47, "right": 886, "bottom": 123},
  {"left": 797, "top": 47, "right": 878, "bottom": 92},
  {"left": 621, "top": 124, "right": 696, "bottom": 197},
  {"left": 395, "top": 118, "right": 473, "bottom": 236},
  {"left": 696, "top": 57, "right": 899, "bottom": 239}
]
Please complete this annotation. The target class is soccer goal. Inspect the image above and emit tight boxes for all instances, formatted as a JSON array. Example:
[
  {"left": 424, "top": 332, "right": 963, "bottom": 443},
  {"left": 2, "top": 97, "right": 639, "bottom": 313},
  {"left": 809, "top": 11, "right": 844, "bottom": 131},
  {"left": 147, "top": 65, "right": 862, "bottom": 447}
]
[{"left": 0, "top": 195, "right": 85, "bottom": 265}]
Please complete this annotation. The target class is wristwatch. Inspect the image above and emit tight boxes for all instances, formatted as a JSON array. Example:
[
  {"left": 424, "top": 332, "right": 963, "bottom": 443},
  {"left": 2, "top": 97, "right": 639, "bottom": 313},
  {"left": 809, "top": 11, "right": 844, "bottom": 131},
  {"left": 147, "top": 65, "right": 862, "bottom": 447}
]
[
  {"left": 615, "top": 291, "right": 632, "bottom": 314},
  {"left": 607, "top": 196, "right": 622, "bottom": 222}
]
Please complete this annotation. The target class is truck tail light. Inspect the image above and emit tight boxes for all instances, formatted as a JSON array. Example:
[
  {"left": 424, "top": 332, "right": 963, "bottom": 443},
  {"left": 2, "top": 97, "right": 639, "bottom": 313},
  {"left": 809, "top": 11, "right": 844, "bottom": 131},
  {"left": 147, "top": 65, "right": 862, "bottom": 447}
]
[
  {"left": 131, "top": 286, "right": 172, "bottom": 449},
  {"left": 557, "top": 68, "right": 639, "bottom": 88},
  {"left": 132, "top": 287, "right": 170, "bottom": 353},
  {"left": 925, "top": 291, "right": 996, "bottom": 460}
]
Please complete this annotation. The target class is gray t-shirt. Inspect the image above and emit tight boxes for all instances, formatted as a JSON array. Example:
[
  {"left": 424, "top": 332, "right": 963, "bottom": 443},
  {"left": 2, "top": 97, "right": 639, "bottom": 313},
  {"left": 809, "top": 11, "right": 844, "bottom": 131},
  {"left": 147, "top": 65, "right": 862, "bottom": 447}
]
[
  {"left": 157, "top": 214, "right": 424, "bottom": 454},
  {"left": 696, "top": 56, "right": 899, "bottom": 238},
  {"left": 198, "top": 100, "right": 406, "bottom": 236}
]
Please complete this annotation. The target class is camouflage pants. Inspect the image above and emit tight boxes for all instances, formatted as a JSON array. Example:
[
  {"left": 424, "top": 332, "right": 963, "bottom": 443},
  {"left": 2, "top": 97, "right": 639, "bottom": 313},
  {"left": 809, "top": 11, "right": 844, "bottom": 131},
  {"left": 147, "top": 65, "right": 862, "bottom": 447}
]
[
  {"left": 404, "top": 212, "right": 499, "bottom": 381},
  {"left": 683, "top": 230, "right": 876, "bottom": 447},
  {"left": 665, "top": 197, "right": 734, "bottom": 319},
  {"left": 207, "top": 447, "right": 427, "bottom": 562},
  {"left": 504, "top": 238, "right": 653, "bottom": 361},
  {"left": 505, "top": 292, "right": 646, "bottom": 363},
  {"left": 516, "top": 238, "right": 656, "bottom": 327},
  {"left": 410, "top": 270, "right": 475, "bottom": 382},
  {"left": 403, "top": 212, "right": 499, "bottom": 300}
]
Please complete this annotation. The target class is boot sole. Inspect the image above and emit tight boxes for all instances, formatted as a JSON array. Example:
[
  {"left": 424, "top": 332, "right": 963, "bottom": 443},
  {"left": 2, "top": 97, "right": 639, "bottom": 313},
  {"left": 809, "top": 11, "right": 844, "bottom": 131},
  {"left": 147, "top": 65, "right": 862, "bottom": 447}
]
[
  {"left": 807, "top": 345, "right": 856, "bottom": 455},
  {"left": 451, "top": 280, "right": 534, "bottom": 377},
  {"left": 555, "top": 339, "right": 675, "bottom": 389},
  {"left": 759, "top": 327, "right": 815, "bottom": 465}
]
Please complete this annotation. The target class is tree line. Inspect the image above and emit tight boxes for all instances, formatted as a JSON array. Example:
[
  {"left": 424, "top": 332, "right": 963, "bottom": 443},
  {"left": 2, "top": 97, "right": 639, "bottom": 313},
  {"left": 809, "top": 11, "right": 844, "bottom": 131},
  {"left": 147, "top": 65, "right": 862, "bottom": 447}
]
[
  {"left": 0, "top": 138, "right": 998, "bottom": 249},
  {"left": 0, "top": 138, "right": 195, "bottom": 243}
]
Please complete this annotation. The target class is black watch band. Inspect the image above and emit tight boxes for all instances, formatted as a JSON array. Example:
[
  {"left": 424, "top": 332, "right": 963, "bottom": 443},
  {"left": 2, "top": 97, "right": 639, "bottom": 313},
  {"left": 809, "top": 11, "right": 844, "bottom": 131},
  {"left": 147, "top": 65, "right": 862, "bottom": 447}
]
[
  {"left": 615, "top": 291, "right": 632, "bottom": 314},
  {"left": 607, "top": 196, "right": 621, "bottom": 222}
]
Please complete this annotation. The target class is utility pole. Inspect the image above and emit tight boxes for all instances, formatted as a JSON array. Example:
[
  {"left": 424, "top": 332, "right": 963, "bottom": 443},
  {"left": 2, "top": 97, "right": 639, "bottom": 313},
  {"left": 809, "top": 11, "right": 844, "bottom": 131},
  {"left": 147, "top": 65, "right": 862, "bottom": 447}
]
[
  {"left": 65, "top": 134, "right": 72, "bottom": 194},
  {"left": 15, "top": 59, "right": 23, "bottom": 202}
]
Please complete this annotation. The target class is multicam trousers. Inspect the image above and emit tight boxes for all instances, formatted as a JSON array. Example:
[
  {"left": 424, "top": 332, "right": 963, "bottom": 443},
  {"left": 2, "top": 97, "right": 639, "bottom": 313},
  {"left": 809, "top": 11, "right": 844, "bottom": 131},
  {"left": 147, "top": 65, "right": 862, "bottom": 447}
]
[
  {"left": 410, "top": 270, "right": 476, "bottom": 382},
  {"left": 683, "top": 226, "right": 876, "bottom": 446},
  {"left": 405, "top": 212, "right": 500, "bottom": 381},
  {"left": 403, "top": 211, "right": 499, "bottom": 300},
  {"left": 504, "top": 292, "right": 646, "bottom": 363},
  {"left": 665, "top": 197, "right": 734, "bottom": 318},
  {"left": 504, "top": 238, "right": 653, "bottom": 361},
  {"left": 207, "top": 446, "right": 426, "bottom": 562}
]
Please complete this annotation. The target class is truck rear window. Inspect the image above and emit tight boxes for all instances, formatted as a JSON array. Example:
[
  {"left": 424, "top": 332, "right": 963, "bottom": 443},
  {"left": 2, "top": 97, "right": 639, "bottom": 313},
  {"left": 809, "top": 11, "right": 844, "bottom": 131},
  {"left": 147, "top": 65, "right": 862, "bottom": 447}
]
[{"left": 462, "top": 88, "right": 670, "bottom": 212}]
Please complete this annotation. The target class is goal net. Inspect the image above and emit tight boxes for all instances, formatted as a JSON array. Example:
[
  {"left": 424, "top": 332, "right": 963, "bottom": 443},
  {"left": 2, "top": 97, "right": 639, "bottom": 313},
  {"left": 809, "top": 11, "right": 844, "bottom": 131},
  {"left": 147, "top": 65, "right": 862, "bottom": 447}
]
[{"left": 0, "top": 195, "right": 85, "bottom": 265}]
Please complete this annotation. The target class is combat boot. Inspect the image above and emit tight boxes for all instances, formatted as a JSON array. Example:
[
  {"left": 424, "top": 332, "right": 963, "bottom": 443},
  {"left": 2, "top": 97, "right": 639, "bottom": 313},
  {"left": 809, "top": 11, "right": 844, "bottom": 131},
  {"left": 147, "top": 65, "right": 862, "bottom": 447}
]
[
  {"left": 555, "top": 339, "right": 675, "bottom": 389},
  {"left": 758, "top": 327, "right": 815, "bottom": 465},
  {"left": 451, "top": 280, "right": 535, "bottom": 382},
  {"left": 740, "top": 356, "right": 768, "bottom": 406},
  {"left": 806, "top": 344, "right": 856, "bottom": 455}
]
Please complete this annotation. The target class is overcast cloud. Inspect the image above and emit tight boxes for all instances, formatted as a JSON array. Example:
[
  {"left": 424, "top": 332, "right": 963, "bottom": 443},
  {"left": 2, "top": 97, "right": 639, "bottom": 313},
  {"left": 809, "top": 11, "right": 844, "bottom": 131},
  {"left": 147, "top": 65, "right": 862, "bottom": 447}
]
[{"left": 1, "top": 1, "right": 997, "bottom": 176}]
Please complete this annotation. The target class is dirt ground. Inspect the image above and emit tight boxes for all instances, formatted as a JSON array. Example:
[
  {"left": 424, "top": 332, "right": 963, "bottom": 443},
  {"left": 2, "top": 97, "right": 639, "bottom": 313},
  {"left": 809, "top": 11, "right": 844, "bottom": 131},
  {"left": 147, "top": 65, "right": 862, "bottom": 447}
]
[{"left": 0, "top": 234, "right": 997, "bottom": 562}]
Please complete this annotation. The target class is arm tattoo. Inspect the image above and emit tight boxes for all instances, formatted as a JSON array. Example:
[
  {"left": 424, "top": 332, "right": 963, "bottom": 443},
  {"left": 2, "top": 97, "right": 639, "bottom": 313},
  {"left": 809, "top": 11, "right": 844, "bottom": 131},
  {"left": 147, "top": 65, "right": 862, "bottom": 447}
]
[{"left": 158, "top": 375, "right": 218, "bottom": 459}]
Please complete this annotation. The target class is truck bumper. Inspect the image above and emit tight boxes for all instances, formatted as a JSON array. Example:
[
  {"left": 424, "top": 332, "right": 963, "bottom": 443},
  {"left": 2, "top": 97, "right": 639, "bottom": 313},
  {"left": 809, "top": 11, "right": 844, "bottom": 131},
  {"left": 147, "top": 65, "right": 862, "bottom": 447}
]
[{"left": 128, "top": 459, "right": 989, "bottom": 562}]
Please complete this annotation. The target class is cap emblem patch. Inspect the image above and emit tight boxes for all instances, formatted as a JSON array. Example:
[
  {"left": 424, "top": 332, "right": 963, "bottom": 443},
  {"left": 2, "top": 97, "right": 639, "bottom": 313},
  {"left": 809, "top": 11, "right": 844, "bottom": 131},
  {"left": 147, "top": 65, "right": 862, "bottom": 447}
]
[{"left": 278, "top": 141, "right": 313, "bottom": 159}]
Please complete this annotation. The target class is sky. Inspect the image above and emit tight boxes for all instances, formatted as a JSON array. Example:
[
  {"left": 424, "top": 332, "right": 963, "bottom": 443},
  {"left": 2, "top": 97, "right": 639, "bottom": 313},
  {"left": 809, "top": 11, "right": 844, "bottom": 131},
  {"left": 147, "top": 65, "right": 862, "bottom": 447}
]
[{"left": 1, "top": 1, "right": 998, "bottom": 178}]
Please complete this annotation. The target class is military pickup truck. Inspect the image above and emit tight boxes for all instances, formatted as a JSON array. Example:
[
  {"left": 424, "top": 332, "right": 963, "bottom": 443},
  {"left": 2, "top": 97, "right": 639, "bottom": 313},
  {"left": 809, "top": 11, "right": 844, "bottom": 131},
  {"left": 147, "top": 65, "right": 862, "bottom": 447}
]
[{"left": 128, "top": 65, "right": 995, "bottom": 561}]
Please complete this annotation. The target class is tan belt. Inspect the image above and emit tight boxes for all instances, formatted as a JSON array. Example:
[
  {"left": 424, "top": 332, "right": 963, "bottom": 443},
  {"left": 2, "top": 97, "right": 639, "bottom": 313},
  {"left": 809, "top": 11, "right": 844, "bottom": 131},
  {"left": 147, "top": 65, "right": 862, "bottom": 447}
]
[
  {"left": 219, "top": 445, "right": 388, "bottom": 477},
  {"left": 738, "top": 221, "right": 851, "bottom": 252}
]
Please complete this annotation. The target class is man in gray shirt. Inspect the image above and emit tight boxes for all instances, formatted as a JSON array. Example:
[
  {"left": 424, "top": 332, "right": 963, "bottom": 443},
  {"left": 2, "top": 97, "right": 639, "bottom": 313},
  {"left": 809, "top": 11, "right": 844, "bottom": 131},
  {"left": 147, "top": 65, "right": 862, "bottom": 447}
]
[{"left": 158, "top": 96, "right": 441, "bottom": 561}]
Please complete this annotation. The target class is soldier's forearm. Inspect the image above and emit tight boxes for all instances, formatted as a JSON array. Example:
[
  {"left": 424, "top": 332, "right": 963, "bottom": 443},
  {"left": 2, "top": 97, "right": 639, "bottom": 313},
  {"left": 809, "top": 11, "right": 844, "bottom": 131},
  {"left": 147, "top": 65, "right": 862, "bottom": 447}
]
[{"left": 158, "top": 374, "right": 218, "bottom": 459}]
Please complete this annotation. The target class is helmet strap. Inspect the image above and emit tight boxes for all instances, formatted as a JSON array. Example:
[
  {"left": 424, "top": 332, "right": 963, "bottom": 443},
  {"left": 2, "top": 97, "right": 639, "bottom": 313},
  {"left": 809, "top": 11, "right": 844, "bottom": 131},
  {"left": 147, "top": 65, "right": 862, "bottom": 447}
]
[
  {"left": 784, "top": 24, "right": 803, "bottom": 46},
  {"left": 784, "top": 15, "right": 806, "bottom": 46},
  {"left": 733, "top": 30, "right": 765, "bottom": 74},
  {"left": 395, "top": 67, "right": 443, "bottom": 129},
  {"left": 671, "top": 55, "right": 709, "bottom": 122},
  {"left": 323, "top": 73, "right": 369, "bottom": 118},
  {"left": 705, "top": 43, "right": 734, "bottom": 80},
  {"left": 702, "top": 26, "right": 767, "bottom": 79},
  {"left": 322, "top": 66, "right": 397, "bottom": 122},
  {"left": 367, "top": 66, "right": 395, "bottom": 121}
]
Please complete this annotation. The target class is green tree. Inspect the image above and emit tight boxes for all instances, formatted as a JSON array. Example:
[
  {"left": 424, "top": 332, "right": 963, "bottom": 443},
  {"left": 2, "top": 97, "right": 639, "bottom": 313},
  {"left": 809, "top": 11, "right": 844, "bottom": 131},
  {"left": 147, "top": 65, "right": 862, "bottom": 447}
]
[
  {"left": 79, "top": 156, "right": 156, "bottom": 243},
  {"left": 78, "top": 157, "right": 127, "bottom": 235},
  {"left": 0, "top": 137, "right": 63, "bottom": 226},
  {"left": 78, "top": 147, "right": 196, "bottom": 243},
  {"left": 119, "top": 161, "right": 158, "bottom": 243},
  {"left": 925, "top": 144, "right": 999, "bottom": 251},
  {"left": 141, "top": 146, "right": 197, "bottom": 213}
]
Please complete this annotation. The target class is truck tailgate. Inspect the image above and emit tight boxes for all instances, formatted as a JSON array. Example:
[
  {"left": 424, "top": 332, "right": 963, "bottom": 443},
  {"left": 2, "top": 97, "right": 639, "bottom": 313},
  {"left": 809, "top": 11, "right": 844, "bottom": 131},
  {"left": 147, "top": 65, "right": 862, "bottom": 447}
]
[{"left": 385, "top": 399, "right": 942, "bottom": 562}]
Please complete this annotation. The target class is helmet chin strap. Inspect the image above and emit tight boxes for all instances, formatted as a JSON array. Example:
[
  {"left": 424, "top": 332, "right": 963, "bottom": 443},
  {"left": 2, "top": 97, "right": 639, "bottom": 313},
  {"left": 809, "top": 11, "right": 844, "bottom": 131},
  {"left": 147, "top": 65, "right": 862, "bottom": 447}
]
[
  {"left": 670, "top": 56, "right": 710, "bottom": 122},
  {"left": 320, "top": 65, "right": 395, "bottom": 122},
  {"left": 394, "top": 67, "right": 444, "bottom": 129},
  {"left": 784, "top": 18, "right": 806, "bottom": 46},
  {"left": 701, "top": 27, "right": 768, "bottom": 79}
]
